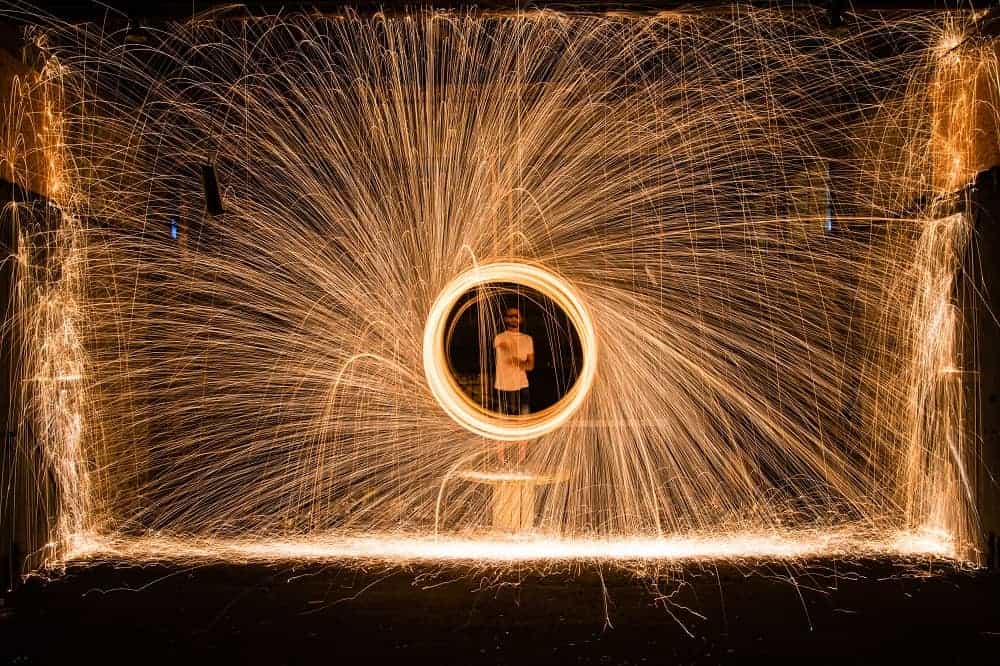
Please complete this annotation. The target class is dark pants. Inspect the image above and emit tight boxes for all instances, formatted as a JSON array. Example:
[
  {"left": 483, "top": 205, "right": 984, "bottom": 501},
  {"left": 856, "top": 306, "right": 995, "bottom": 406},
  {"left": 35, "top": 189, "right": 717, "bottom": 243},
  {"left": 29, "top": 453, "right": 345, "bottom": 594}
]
[{"left": 495, "top": 387, "right": 530, "bottom": 416}]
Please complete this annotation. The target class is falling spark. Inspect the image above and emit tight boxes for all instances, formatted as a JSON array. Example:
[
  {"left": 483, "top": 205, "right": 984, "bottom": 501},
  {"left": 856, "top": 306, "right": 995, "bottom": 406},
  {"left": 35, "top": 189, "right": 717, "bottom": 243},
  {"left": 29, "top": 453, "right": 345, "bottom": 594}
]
[{"left": 0, "top": 5, "right": 988, "bottom": 569}]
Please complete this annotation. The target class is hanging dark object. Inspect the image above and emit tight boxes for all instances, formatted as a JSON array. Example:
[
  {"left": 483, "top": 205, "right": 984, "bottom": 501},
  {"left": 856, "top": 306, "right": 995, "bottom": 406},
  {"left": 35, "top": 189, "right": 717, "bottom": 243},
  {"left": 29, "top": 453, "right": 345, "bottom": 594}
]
[
  {"left": 201, "top": 163, "right": 224, "bottom": 216},
  {"left": 828, "top": 0, "right": 844, "bottom": 29}
]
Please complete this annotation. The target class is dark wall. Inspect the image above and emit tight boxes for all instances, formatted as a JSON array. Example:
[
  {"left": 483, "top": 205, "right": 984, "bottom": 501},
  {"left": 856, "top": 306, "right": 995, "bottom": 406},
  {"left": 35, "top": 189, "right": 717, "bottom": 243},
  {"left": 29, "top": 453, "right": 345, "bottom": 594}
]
[
  {"left": 1, "top": 179, "right": 17, "bottom": 589},
  {"left": 0, "top": 178, "right": 56, "bottom": 589},
  {"left": 968, "top": 166, "right": 1000, "bottom": 559}
]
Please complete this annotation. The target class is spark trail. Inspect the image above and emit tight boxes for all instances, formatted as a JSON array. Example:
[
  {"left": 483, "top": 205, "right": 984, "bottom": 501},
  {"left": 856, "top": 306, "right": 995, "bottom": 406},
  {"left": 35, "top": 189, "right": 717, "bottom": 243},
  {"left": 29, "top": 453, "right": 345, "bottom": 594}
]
[{"left": 1, "top": 5, "right": 988, "bottom": 566}]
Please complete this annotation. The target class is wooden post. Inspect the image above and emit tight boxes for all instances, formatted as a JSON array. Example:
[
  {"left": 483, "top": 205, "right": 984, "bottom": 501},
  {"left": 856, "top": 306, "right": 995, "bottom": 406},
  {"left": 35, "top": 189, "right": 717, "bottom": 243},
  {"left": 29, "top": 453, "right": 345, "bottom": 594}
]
[{"left": 492, "top": 481, "right": 534, "bottom": 532}]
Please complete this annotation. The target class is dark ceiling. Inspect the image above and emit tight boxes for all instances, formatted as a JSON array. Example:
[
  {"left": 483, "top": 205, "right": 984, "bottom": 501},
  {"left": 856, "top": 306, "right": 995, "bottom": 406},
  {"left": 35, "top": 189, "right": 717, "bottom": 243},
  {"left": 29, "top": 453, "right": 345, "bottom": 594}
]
[
  {"left": 16, "top": 1, "right": 995, "bottom": 24},
  {"left": 0, "top": 1, "right": 988, "bottom": 57}
]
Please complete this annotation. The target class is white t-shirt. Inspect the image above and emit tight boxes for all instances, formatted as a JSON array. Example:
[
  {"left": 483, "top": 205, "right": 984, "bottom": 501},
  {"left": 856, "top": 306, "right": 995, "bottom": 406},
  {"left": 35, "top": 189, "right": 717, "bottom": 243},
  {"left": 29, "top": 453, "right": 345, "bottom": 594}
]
[{"left": 494, "top": 330, "right": 533, "bottom": 391}]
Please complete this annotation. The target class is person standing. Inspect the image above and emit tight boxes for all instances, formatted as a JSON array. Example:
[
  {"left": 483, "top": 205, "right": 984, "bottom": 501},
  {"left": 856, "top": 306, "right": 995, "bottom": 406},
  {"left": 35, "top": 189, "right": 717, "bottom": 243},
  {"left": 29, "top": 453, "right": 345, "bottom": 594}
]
[{"left": 494, "top": 305, "right": 534, "bottom": 464}]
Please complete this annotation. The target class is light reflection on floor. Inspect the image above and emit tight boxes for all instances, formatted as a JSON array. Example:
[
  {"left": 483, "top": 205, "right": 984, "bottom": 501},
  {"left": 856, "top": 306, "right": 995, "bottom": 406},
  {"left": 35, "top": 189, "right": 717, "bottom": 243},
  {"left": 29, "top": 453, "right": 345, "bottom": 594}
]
[{"left": 63, "top": 526, "right": 958, "bottom": 565}]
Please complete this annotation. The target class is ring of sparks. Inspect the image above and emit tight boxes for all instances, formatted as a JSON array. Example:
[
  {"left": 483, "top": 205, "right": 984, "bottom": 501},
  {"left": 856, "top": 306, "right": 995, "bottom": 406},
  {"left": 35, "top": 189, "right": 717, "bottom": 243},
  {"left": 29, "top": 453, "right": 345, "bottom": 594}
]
[{"left": 423, "top": 262, "right": 597, "bottom": 441}]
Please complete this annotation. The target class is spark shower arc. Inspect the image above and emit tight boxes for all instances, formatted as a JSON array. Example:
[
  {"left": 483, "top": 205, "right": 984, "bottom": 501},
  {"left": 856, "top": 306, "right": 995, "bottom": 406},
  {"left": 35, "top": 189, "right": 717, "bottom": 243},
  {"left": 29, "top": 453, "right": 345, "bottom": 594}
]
[{"left": 1, "top": 5, "right": 988, "bottom": 566}]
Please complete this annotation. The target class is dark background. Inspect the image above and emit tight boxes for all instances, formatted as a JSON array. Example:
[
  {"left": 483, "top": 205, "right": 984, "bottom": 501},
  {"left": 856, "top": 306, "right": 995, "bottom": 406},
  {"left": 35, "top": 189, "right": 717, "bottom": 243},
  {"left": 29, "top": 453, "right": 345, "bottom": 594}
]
[
  {"left": 1, "top": 2, "right": 993, "bottom": 41},
  {"left": 446, "top": 284, "right": 583, "bottom": 412},
  {"left": 2, "top": 558, "right": 998, "bottom": 663}
]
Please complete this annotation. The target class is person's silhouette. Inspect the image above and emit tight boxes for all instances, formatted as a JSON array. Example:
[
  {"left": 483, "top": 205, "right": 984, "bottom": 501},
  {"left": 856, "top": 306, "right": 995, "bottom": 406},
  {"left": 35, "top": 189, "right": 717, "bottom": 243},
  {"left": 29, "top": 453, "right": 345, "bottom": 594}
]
[{"left": 493, "top": 306, "right": 534, "bottom": 464}]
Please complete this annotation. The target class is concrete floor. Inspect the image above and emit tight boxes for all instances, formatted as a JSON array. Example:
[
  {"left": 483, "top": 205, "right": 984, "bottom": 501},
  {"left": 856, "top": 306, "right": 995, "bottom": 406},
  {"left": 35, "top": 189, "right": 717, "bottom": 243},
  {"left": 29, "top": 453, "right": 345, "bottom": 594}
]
[{"left": 1, "top": 558, "right": 998, "bottom": 664}]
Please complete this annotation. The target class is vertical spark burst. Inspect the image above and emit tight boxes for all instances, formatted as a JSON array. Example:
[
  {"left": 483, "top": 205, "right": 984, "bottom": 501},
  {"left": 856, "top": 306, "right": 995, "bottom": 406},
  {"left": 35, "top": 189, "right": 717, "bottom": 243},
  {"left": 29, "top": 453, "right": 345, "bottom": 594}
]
[
  {"left": 902, "top": 211, "right": 971, "bottom": 540},
  {"left": 4, "top": 45, "right": 95, "bottom": 563}
]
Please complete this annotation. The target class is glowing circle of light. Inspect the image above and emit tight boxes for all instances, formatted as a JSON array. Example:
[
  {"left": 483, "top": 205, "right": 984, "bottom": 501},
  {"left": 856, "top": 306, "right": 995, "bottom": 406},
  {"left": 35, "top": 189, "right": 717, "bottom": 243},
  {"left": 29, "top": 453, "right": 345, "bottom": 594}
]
[{"left": 423, "top": 262, "right": 597, "bottom": 441}]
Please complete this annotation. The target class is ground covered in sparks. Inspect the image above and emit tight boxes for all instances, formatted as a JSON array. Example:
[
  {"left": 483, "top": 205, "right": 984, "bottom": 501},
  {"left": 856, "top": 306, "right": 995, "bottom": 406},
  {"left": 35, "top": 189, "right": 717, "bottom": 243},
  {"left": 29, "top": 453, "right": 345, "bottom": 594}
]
[
  {"left": 1, "top": 557, "right": 997, "bottom": 663},
  {"left": 64, "top": 527, "right": 958, "bottom": 563}
]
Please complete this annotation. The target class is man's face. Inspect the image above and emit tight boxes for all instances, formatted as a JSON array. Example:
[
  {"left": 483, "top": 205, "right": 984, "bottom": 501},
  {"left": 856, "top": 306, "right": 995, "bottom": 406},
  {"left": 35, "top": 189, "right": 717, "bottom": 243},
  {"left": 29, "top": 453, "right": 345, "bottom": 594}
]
[{"left": 504, "top": 308, "right": 522, "bottom": 330}]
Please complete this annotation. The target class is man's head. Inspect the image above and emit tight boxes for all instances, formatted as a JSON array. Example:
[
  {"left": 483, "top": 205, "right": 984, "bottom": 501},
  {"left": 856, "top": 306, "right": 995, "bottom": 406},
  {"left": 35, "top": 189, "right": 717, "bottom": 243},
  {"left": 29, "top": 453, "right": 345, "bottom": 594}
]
[{"left": 503, "top": 306, "right": 522, "bottom": 331}]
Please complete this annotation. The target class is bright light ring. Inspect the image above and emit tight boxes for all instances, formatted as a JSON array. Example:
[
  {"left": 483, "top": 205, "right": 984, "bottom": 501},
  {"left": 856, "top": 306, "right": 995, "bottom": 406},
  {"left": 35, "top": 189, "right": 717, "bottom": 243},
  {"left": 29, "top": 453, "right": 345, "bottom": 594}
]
[{"left": 423, "top": 262, "right": 597, "bottom": 441}]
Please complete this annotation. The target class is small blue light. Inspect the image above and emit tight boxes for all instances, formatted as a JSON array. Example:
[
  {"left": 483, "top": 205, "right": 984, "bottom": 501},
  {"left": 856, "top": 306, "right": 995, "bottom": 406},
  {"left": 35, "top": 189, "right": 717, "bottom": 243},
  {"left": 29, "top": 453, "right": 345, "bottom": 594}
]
[
  {"left": 824, "top": 186, "right": 833, "bottom": 232},
  {"left": 169, "top": 217, "right": 179, "bottom": 240}
]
